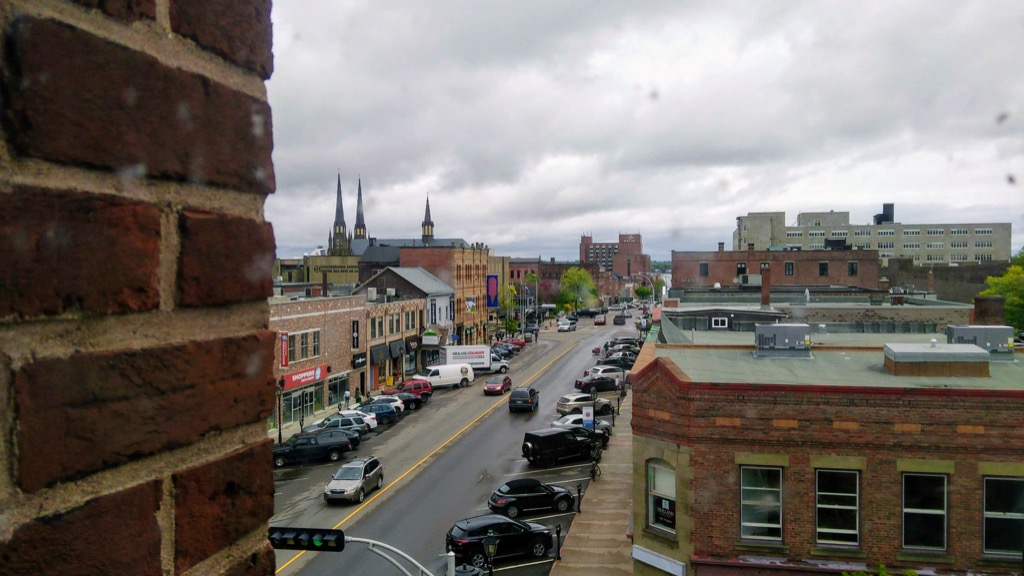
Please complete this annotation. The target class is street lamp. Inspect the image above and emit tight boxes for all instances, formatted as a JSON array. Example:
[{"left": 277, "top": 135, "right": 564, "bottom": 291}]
[{"left": 482, "top": 530, "right": 499, "bottom": 576}]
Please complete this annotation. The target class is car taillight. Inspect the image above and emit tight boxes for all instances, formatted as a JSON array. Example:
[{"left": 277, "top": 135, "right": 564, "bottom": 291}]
[
  {"left": 495, "top": 498, "right": 507, "bottom": 505},
  {"left": 583, "top": 370, "right": 589, "bottom": 376}
]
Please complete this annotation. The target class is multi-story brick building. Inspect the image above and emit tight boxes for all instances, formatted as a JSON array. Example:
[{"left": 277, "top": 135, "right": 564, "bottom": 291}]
[
  {"left": 581, "top": 233, "right": 650, "bottom": 277},
  {"left": 630, "top": 329, "right": 1024, "bottom": 576},
  {"left": 400, "top": 244, "right": 489, "bottom": 346},
  {"left": 733, "top": 205, "right": 1012, "bottom": 266},
  {"left": 672, "top": 242, "right": 881, "bottom": 290},
  {"left": 269, "top": 295, "right": 366, "bottom": 430}
]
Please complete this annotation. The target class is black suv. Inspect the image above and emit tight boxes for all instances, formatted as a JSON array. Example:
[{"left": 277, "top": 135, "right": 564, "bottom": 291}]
[
  {"left": 445, "top": 514, "right": 553, "bottom": 568},
  {"left": 273, "top": 430, "right": 353, "bottom": 468},
  {"left": 574, "top": 375, "right": 619, "bottom": 394},
  {"left": 521, "top": 428, "right": 602, "bottom": 467},
  {"left": 508, "top": 387, "right": 539, "bottom": 412},
  {"left": 598, "top": 356, "right": 633, "bottom": 370}
]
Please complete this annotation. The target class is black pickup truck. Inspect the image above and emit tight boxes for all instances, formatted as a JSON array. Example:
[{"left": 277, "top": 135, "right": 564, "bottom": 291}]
[
  {"left": 521, "top": 428, "right": 603, "bottom": 467},
  {"left": 273, "top": 430, "right": 353, "bottom": 468}
]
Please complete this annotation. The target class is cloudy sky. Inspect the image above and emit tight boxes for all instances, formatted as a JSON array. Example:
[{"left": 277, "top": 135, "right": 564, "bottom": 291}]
[{"left": 266, "top": 1, "right": 1023, "bottom": 262}]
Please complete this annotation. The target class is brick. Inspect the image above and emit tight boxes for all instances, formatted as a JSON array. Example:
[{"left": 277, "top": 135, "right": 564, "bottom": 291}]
[
  {"left": 173, "top": 442, "right": 274, "bottom": 575},
  {"left": 771, "top": 418, "right": 798, "bottom": 428},
  {"left": 169, "top": 0, "right": 273, "bottom": 79},
  {"left": 715, "top": 417, "right": 741, "bottom": 426},
  {"left": 178, "top": 210, "right": 275, "bottom": 306},
  {"left": 833, "top": 421, "right": 859, "bottom": 430},
  {"left": 895, "top": 422, "right": 921, "bottom": 433},
  {"left": 218, "top": 542, "right": 275, "bottom": 576},
  {"left": 3, "top": 17, "right": 275, "bottom": 195},
  {"left": 14, "top": 332, "right": 276, "bottom": 492},
  {"left": 71, "top": 0, "right": 157, "bottom": 22},
  {"left": 0, "top": 481, "right": 162, "bottom": 576},
  {"left": 0, "top": 186, "right": 160, "bottom": 319}
]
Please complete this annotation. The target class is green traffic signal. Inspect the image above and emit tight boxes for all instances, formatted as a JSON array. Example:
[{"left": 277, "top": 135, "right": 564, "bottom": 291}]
[{"left": 268, "top": 527, "right": 345, "bottom": 552}]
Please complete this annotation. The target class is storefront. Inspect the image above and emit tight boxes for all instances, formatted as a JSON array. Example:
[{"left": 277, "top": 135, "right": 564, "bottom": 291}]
[
  {"left": 388, "top": 339, "right": 407, "bottom": 382},
  {"left": 404, "top": 335, "right": 420, "bottom": 375},
  {"left": 326, "top": 372, "right": 350, "bottom": 409},
  {"left": 369, "top": 344, "right": 390, "bottom": 390},
  {"left": 278, "top": 363, "right": 329, "bottom": 427}
]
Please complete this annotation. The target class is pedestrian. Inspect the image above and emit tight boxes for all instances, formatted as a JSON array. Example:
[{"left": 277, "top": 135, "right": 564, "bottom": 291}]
[{"left": 344, "top": 389, "right": 351, "bottom": 409}]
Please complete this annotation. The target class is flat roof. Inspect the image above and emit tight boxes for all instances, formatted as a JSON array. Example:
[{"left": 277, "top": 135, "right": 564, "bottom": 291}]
[{"left": 652, "top": 340, "right": 1022, "bottom": 392}]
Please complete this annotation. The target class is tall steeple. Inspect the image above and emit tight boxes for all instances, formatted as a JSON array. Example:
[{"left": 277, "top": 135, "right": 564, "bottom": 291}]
[
  {"left": 354, "top": 178, "right": 367, "bottom": 240},
  {"left": 421, "top": 195, "right": 434, "bottom": 243},
  {"left": 329, "top": 174, "right": 351, "bottom": 256}
]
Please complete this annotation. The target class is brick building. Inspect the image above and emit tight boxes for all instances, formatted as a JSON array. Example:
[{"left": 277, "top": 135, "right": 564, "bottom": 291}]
[
  {"left": 1, "top": 2, "right": 277, "bottom": 574},
  {"left": 399, "top": 244, "right": 489, "bottom": 345},
  {"left": 630, "top": 331, "right": 1024, "bottom": 576},
  {"left": 672, "top": 242, "right": 882, "bottom": 290},
  {"left": 581, "top": 233, "right": 650, "bottom": 277}
]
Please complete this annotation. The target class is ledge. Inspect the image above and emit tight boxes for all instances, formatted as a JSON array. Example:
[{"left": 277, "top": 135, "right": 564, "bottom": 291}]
[
  {"left": 809, "top": 547, "right": 867, "bottom": 559},
  {"left": 896, "top": 551, "right": 954, "bottom": 564}
]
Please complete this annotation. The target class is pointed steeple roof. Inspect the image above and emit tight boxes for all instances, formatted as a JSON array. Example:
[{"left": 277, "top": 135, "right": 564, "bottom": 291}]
[
  {"left": 354, "top": 178, "right": 367, "bottom": 239},
  {"left": 421, "top": 194, "right": 435, "bottom": 242},
  {"left": 333, "top": 173, "right": 346, "bottom": 228},
  {"left": 422, "top": 195, "right": 434, "bottom": 227}
]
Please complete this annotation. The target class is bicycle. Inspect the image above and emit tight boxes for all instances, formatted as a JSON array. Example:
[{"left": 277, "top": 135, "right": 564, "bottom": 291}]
[{"left": 589, "top": 458, "right": 602, "bottom": 481}]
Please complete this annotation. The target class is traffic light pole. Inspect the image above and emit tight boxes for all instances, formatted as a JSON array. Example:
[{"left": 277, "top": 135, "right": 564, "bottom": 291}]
[{"left": 345, "top": 536, "right": 436, "bottom": 576}]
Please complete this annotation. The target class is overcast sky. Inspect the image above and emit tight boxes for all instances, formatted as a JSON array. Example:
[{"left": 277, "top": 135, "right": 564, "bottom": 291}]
[{"left": 266, "top": 1, "right": 1023, "bottom": 262}]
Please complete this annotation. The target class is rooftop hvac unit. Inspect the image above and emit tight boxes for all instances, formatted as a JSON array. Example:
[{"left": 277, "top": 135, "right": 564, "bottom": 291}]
[
  {"left": 754, "top": 323, "right": 812, "bottom": 358},
  {"left": 739, "top": 274, "right": 762, "bottom": 286},
  {"left": 366, "top": 287, "right": 377, "bottom": 301},
  {"left": 945, "top": 325, "right": 1014, "bottom": 359}
]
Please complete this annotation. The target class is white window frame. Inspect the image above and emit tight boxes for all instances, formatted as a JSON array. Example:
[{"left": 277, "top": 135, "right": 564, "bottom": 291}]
[
  {"left": 647, "top": 461, "right": 677, "bottom": 534},
  {"left": 816, "top": 470, "right": 860, "bottom": 546},
  {"left": 741, "top": 466, "right": 783, "bottom": 541},
  {"left": 902, "top": 473, "right": 947, "bottom": 551},
  {"left": 983, "top": 477, "right": 1024, "bottom": 555},
  {"left": 712, "top": 317, "right": 728, "bottom": 329}
]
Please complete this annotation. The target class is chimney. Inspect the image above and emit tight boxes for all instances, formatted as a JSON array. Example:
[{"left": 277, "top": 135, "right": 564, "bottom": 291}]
[
  {"left": 927, "top": 269, "right": 935, "bottom": 293},
  {"left": 761, "top": 263, "right": 771, "bottom": 308},
  {"left": 718, "top": 242, "right": 725, "bottom": 252},
  {"left": 973, "top": 295, "right": 1005, "bottom": 325},
  {"left": 747, "top": 243, "right": 754, "bottom": 251}
]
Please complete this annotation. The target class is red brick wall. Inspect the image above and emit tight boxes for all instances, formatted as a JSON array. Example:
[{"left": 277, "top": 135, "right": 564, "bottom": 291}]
[
  {"left": 672, "top": 249, "right": 881, "bottom": 290},
  {"left": 633, "top": 358, "right": 1024, "bottom": 574},
  {"left": 1, "top": 2, "right": 276, "bottom": 574}
]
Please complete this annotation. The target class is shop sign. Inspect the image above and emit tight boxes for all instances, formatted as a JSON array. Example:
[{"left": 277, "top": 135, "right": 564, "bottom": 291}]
[
  {"left": 352, "top": 353, "right": 367, "bottom": 370},
  {"left": 280, "top": 332, "right": 289, "bottom": 367},
  {"left": 282, "top": 363, "right": 328, "bottom": 392},
  {"left": 422, "top": 329, "right": 439, "bottom": 346},
  {"left": 653, "top": 495, "right": 676, "bottom": 529}
]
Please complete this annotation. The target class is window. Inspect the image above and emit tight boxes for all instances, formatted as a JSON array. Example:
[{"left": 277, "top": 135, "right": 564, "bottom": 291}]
[
  {"left": 976, "top": 254, "right": 993, "bottom": 262},
  {"left": 975, "top": 240, "right": 993, "bottom": 248},
  {"left": 847, "top": 262, "right": 858, "bottom": 276},
  {"left": 786, "top": 231, "right": 803, "bottom": 238},
  {"left": 816, "top": 470, "right": 859, "bottom": 545},
  {"left": 903, "top": 243, "right": 921, "bottom": 249},
  {"left": 809, "top": 243, "right": 825, "bottom": 250},
  {"left": 926, "top": 242, "right": 944, "bottom": 249},
  {"left": 741, "top": 466, "right": 782, "bottom": 540},
  {"left": 877, "top": 241, "right": 894, "bottom": 250},
  {"left": 853, "top": 229, "right": 871, "bottom": 236},
  {"left": 784, "top": 262, "right": 794, "bottom": 276},
  {"left": 975, "top": 228, "right": 993, "bottom": 235},
  {"left": 877, "top": 229, "right": 895, "bottom": 236},
  {"left": 950, "top": 228, "right": 968, "bottom": 235},
  {"left": 950, "top": 253, "right": 968, "bottom": 262},
  {"left": 699, "top": 262, "right": 709, "bottom": 277},
  {"left": 926, "top": 254, "right": 945, "bottom": 262},
  {"left": 927, "top": 229, "right": 945, "bottom": 236},
  {"left": 809, "top": 230, "right": 826, "bottom": 238},
  {"left": 950, "top": 241, "right": 968, "bottom": 249},
  {"left": 370, "top": 317, "right": 377, "bottom": 339},
  {"left": 830, "top": 230, "right": 848, "bottom": 238},
  {"left": 983, "top": 477, "right": 1024, "bottom": 555},
  {"left": 286, "top": 329, "right": 321, "bottom": 362},
  {"left": 819, "top": 262, "right": 828, "bottom": 276},
  {"left": 352, "top": 320, "right": 359, "bottom": 348},
  {"left": 903, "top": 229, "right": 921, "bottom": 236},
  {"left": 903, "top": 473, "right": 947, "bottom": 550},
  {"left": 737, "top": 262, "right": 747, "bottom": 276},
  {"left": 312, "top": 331, "right": 320, "bottom": 356},
  {"left": 712, "top": 317, "right": 728, "bottom": 328},
  {"left": 647, "top": 461, "right": 676, "bottom": 533}
]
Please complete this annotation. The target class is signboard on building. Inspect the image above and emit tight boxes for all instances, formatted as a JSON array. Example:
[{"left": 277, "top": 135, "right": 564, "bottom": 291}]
[
  {"left": 280, "top": 332, "right": 289, "bottom": 367},
  {"left": 422, "top": 329, "right": 440, "bottom": 346},
  {"left": 282, "top": 363, "right": 328, "bottom": 392},
  {"left": 486, "top": 274, "right": 499, "bottom": 308},
  {"left": 352, "top": 353, "right": 367, "bottom": 370}
]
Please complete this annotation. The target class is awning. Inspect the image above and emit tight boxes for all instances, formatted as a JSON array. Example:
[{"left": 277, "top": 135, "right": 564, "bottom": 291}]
[
  {"left": 370, "top": 344, "right": 390, "bottom": 364},
  {"left": 389, "top": 340, "right": 406, "bottom": 358}
]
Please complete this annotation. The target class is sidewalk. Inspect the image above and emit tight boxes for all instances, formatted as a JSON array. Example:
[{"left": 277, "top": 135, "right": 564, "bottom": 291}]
[{"left": 550, "top": 393, "right": 634, "bottom": 575}]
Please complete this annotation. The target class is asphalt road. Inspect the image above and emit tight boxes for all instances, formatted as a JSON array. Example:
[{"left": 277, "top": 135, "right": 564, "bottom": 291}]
[{"left": 272, "top": 319, "right": 630, "bottom": 576}]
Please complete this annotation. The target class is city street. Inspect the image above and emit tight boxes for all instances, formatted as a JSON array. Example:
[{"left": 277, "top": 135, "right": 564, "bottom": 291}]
[{"left": 271, "top": 319, "right": 627, "bottom": 576}]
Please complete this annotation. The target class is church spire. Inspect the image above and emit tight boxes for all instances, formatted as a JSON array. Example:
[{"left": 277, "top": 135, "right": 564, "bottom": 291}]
[
  {"left": 421, "top": 195, "right": 434, "bottom": 243},
  {"left": 329, "top": 173, "right": 351, "bottom": 256},
  {"left": 333, "top": 173, "right": 346, "bottom": 229},
  {"left": 354, "top": 178, "right": 367, "bottom": 240}
]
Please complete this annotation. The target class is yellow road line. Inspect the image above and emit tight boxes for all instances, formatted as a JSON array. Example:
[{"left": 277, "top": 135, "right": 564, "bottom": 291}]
[{"left": 275, "top": 342, "right": 578, "bottom": 574}]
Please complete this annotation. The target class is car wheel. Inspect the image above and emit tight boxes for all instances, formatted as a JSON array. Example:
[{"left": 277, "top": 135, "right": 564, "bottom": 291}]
[
  {"left": 421, "top": 394, "right": 429, "bottom": 403},
  {"left": 356, "top": 488, "right": 365, "bottom": 503},
  {"left": 460, "top": 378, "right": 469, "bottom": 388},
  {"left": 542, "top": 454, "right": 557, "bottom": 467},
  {"left": 499, "top": 365, "right": 508, "bottom": 373},
  {"left": 506, "top": 505, "right": 519, "bottom": 519},
  {"left": 600, "top": 405, "right": 613, "bottom": 415},
  {"left": 328, "top": 449, "right": 342, "bottom": 462},
  {"left": 555, "top": 498, "right": 571, "bottom": 513},
  {"left": 376, "top": 475, "right": 383, "bottom": 490},
  {"left": 528, "top": 538, "right": 547, "bottom": 558},
  {"left": 469, "top": 551, "right": 487, "bottom": 568},
  {"left": 273, "top": 456, "right": 286, "bottom": 468}
]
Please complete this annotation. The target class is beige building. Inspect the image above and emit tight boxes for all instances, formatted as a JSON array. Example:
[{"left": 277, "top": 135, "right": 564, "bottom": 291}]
[{"left": 734, "top": 205, "right": 1012, "bottom": 266}]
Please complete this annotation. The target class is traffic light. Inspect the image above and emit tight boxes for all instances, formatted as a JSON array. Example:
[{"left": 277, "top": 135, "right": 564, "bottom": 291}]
[{"left": 268, "top": 526, "right": 345, "bottom": 552}]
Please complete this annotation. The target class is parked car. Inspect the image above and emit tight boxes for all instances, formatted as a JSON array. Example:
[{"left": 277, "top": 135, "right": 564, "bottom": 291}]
[
  {"left": 557, "top": 320, "right": 576, "bottom": 332},
  {"left": 508, "top": 387, "right": 540, "bottom": 412},
  {"left": 566, "top": 313, "right": 579, "bottom": 323},
  {"left": 382, "top": 378, "right": 433, "bottom": 401},
  {"left": 574, "top": 375, "right": 620, "bottom": 395},
  {"left": 524, "top": 323, "right": 539, "bottom": 334},
  {"left": 556, "top": 393, "right": 613, "bottom": 416},
  {"left": 582, "top": 365, "right": 628, "bottom": 380},
  {"left": 445, "top": 515, "right": 553, "bottom": 568},
  {"left": 488, "top": 478, "right": 576, "bottom": 518},
  {"left": 502, "top": 336, "right": 527, "bottom": 348},
  {"left": 323, "top": 456, "right": 383, "bottom": 504},
  {"left": 613, "top": 314, "right": 627, "bottom": 325},
  {"left": 521, "top": 428, "right": 603, "bottom": 467},
  {"left": 594, "top": 314, "right": 606, "bottom": 325},
  {"left": 393, "top": 392, "right": 424, "bottom": 410},
  {"left": 273, "top": 430, "right": 353, "bottom": 468},
  {"left": 416, "top": 363, "right": 476, "bottom": 388},
  {"left": 302, "top": 414, "right": 370, "bottom": 435},
  {"left": 491, "top": 345, "right": 515, "bottom": 359},
  {"left": 357, "top": 403, "right": 399, "bottom": 425},
  {"left": 551, "top": 414, "right": 613, "bottom": 439},
  {"left": 608, "top": 343, "right": 640, "bottom": 355},
  {"left": 598, "top": 355, "right": 634, "bottom": 370},
  {"left": 362, "top": 395, "right": 404, "bottom": 415},
  {"left": 336, "top": 409, "right": 378, "bottom": 430},
  {"left": 483, "top": 375, "right": 513, "bottom": 395}
]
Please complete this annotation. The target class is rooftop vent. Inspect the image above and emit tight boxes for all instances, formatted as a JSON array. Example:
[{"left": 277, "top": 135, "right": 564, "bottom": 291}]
[
  {"left": 754, "top": 323, "right": 811, "bottom": 358},
  {"left": 884, "top": 342, "right": 991, "bottom": 377},
  {"left": 945, "top": 325, "right": 1015, "bottom": 360}
]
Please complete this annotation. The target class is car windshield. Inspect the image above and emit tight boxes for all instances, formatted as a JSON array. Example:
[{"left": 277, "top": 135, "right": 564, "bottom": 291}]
[
  {"left": 332, "top": 466, "right": 362, "bottom": 481},
  {"left": 554, "top": 416, "right": 575, "bottom": 425}
]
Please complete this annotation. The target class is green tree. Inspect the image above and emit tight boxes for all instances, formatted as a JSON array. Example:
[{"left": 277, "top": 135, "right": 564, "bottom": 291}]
[
  {"left": 560, "top": 267, "right": 596, "bottom": 313},
  {"left": 524, "top": 271, "right": 541, "bottom": 314},
  {"left": 980, "top": 265, "right": 1024, "bottom": 333},
  {"left": 499, "top": 284, "right": 519, "bottom": 335},
  {"left": 634, "top": 285, "right": 652, "bottom": 300},
  {"left": 653, "top": 276, "right": 665, "bottom": 301},
  {"left": 1011, "top": 246, "right": 1024, "bottom": 267}
]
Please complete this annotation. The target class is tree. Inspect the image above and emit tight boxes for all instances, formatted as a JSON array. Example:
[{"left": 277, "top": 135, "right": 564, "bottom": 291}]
[
  {"left": 653, "top": 276, "right": 665, "bottom": 301},
  {"left": 634, "top": 285, "right": 652, "bottom": 300},
  {"left": 560, "top": 267, "right": 596, "bottom": 313},
  {"left": 524, "top": 271, "right": 541, "bottom": 317},
  {"left": 980, "top": 265, "right": 1024, "bottom": 333},
  {"left": 499, "top": 284, "right": 519, "bottom": 335},
  {"left": 1011, "top": 246, "right": 1024, "bottom": 267}
]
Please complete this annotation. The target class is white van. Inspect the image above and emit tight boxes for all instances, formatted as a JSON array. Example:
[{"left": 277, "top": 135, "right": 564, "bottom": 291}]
[{"left": 415, "top": 363, "right": 475, "bottom": 388}]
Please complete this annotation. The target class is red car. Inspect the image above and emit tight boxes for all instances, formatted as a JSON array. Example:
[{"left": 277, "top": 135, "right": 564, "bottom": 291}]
[
  {"left": 483, "top": 375, "right": 512, "bottom": 395},
  {"left": 594, "top": 314, "right": 606, "bottom": 325},
  {"left": 502, "top": 336, "right": 527, "bottom": 348}
]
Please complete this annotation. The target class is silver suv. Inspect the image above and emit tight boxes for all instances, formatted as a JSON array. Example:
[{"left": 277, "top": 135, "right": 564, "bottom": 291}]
[
  {"left": 556, "top": 393, "right": 613, "bottom": 416},
  {"left": 323, "top": 456, "right": 383, "bottom": 504}
]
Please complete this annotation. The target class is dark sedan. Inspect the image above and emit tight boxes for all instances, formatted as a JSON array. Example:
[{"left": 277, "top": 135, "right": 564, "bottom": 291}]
[
  {"left": 488, "top": 478, "right": 575, "bottom": 519},
  {"left": 393, "top": 392, "right": 423, "bottom": 410},
  {"left": 445, "top": 514, "right": 553, "bottom": 568}
]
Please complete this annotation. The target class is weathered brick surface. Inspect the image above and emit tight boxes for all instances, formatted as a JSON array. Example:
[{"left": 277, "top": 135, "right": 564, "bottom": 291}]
[
  {"left": 3, "top": 17, "right": 275, "bottom": 194},
  {"left": 0, "top": 481, "right": 162, "bottom": 576},
  {"left": 173, "top": 442, "right": 274, "bottom": 575},
  {"left": 71, "top": 0, "right": 156, "bottom": 21},
  {"left": 0, "top": 186, "right": 161, "bottom": 319},
  {"left": 14, "top": 332, "right": 276, "bottom": 492},
  {"left": 218, "top": 541, "right": 276, "bottom": 576},
  {"left": 169, "top": 0, "right": 273, "bottom": 79},
  {"left": 178, "top": 210, "right": 275, "bottom": 306}
]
